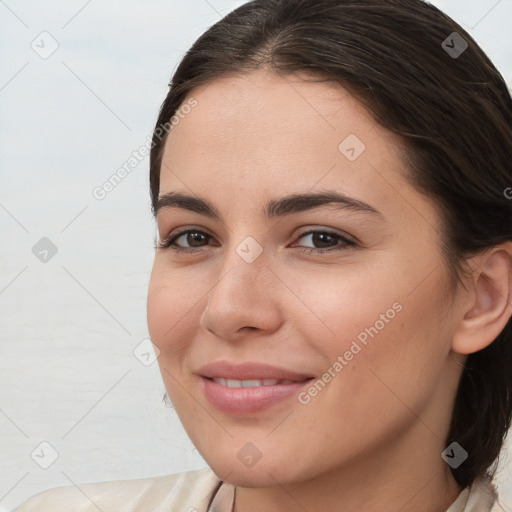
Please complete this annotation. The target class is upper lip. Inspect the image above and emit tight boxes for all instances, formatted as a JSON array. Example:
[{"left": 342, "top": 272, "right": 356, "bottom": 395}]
[{"left": 197, "top": 361, "right": 314, "bottom": 381}]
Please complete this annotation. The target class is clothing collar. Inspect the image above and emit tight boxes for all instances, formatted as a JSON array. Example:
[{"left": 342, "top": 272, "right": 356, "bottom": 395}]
[
  {"left": 208, "top": 481, "right": 236, "bottom": 512},
  {"left": 446, "top": 476, "right": 498, "bottom": 512}
]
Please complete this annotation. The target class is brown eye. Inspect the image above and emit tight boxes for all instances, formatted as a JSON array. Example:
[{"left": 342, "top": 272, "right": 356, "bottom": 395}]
[
  {"left": 292, "top": 230, "right": 356, "bottom": 253},
  {"left": 158, "top": 229, "right": 213, "bottom": 253}
]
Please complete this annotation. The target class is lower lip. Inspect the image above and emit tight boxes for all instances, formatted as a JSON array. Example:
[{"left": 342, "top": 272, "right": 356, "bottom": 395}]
[{"left": 201, "top": 377, "right": 313, "bottom": 414}]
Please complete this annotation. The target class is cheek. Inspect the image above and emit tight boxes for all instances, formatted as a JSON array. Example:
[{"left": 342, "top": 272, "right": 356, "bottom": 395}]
[
  {"left": 288, "top": 258, "right": 449, "bottom": 390},
  {"left": 279, "top": 263, "right": 403, "bottom": 353},
  {"left": 147, "top": 268, "right": 201, "bottom": 412},
  {"left": 146, "top": 265, "right": 199, "bottom": 355},
  {"left": 287, "top": 270, "right": 450, "bottom": 447},
  {"left": 326, "top": 270, "right": 453, "bottom": 425}
]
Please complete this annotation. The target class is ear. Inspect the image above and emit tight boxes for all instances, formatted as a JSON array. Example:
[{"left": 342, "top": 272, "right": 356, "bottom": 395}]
[{"left": 452, "top": 243, "right": 512, "bottom": 355}]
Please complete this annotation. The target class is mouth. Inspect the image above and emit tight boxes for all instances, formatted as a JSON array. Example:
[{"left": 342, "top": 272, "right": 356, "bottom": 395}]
[{"left": 196, "top": 361, "right": 315, "bottom": 414}]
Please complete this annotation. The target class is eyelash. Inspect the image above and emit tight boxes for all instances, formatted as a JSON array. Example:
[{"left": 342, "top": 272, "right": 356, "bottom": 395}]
[{"left": 157, "top": 228, "right": 357, "bottom": 254}]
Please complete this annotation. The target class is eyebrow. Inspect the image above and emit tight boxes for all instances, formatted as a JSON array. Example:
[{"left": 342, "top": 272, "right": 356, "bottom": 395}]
[{"left": 154, "top": 190, "right": 384, "bottom": 221}]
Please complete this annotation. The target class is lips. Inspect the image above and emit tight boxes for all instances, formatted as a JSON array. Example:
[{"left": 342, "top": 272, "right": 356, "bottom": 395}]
[{"left": 197, "top": 361, "right": 314, "bottom": 414}]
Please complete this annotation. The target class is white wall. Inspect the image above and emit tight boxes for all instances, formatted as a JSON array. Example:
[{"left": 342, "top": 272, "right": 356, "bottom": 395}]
[{"left": 1, "top": 1, "right": 511, "bottom": 510}]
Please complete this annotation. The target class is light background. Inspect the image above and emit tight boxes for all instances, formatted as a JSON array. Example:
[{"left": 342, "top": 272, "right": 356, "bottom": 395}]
[{"left": 1, "top": 0, "right": 511, "bottom": 510}]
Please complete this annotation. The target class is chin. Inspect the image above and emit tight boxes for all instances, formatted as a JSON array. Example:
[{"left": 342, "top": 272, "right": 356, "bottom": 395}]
[
  {"left": 210, "top": 461, "right": 289, "bottom": 488},
  {"left": 200, "top": 444, "right": 312, "bottom": 488}
]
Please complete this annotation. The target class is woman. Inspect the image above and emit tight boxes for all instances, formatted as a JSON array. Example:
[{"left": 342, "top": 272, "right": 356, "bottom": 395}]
[{"left": 15, "top": 0, "right": 512, "bottom": 511}]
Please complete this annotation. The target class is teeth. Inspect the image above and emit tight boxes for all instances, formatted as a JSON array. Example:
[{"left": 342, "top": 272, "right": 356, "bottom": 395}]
[
  {"left": 211, "top": 378, "right": 294, "bottom": 388},
  {"left": 242, "top": 379, "right": 265, "bottom": 387}
]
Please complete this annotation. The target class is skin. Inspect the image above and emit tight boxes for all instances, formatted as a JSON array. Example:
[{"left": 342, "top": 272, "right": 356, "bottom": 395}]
[{"left": 147, "top": 68, "right": 512, "bottom": 512}]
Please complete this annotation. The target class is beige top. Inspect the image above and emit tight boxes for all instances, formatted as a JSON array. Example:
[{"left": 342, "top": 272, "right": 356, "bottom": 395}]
[{"left": 13, "top": 466, "right": 504, "bottom": 512}]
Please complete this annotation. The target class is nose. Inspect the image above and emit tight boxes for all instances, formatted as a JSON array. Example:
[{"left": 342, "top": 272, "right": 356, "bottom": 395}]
[{"left": 199, "top": 243, "right": 283, "bottom": 342}]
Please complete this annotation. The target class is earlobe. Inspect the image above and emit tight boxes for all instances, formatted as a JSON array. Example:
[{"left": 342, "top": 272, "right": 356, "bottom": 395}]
[{"left": 452, "top": 245, "right": 512, "bottom": 355}]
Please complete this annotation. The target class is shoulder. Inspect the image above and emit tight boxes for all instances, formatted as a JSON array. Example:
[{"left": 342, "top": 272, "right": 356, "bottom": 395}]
[{"left": 13, "top": 467, "right": 221, "bottom": 512}]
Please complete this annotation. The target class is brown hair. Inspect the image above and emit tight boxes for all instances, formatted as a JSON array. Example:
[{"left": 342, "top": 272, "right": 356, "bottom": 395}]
[{"left": 149, "top": 0, "right": 512, "bottom": 488}]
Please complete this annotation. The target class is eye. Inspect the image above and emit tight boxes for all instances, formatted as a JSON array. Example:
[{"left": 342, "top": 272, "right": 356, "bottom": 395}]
[
  {"left": 291, "top": 229, "right": 357, "bottom": 254},
  {"left": 157, "top": 227, "right": 357, "bottom": 255},
  {"left": 157, "top": 228, "right": 213, "bottom": 253}
]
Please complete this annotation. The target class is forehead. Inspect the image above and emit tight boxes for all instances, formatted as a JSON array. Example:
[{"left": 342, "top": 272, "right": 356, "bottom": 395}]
[
  {"left": 163, "top": 69, "right": 383, "bottom": 162},
  {"left": 158, "top": 69, "right": 419, "bottom": 224}
]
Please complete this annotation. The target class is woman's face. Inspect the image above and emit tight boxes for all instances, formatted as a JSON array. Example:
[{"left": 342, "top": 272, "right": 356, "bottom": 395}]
[{"left": 147, "top": 69, "right": 465, "bottom": 487}]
